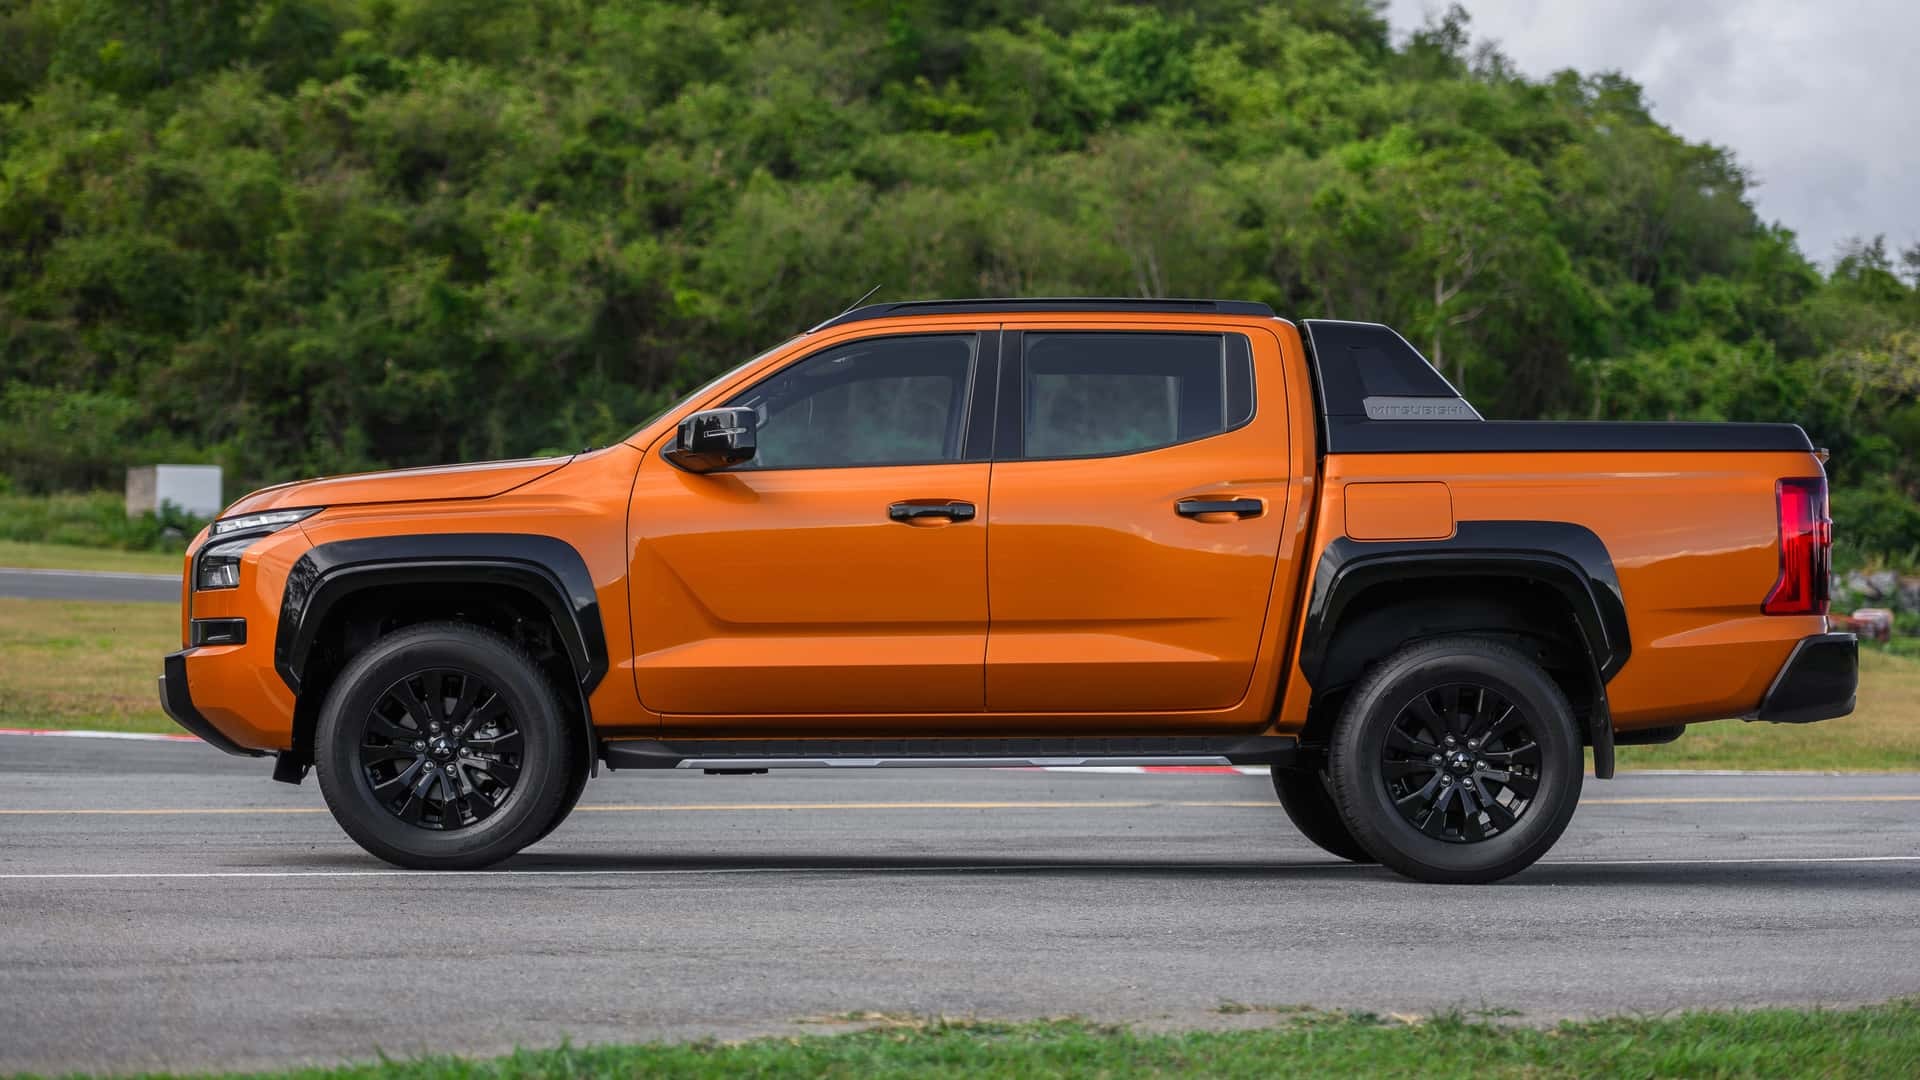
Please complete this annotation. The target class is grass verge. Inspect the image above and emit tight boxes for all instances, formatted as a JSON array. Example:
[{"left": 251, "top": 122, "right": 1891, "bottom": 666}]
[
  {"left": 1, "top": 597, "right": 1915, "bottom": 771},
  {"left": 0, "top": 598, "right": 179, "bottom": 734},
  {"left": 0, "top": 539, "right": 183, "bottom": 575},
  {"left": 1614, "top": 648, "right": 1920, "bottom": 771},
  {"left": 61, "top": 1003, "right": 1920, "bottom": 1078}
]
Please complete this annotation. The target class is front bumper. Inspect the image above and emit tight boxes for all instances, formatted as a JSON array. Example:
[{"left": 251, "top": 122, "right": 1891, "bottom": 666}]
[
  {"left": 158, "top": 649, "right": 267, "bottom": 757},
  {"left": 1752, "top": 632, "right": 1858, "bottom": 725}
]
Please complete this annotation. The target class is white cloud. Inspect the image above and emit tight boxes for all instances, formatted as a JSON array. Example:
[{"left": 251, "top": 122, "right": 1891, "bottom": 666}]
[{"left": 1384, "top": 0, "right": 1920, "bottom": 266}]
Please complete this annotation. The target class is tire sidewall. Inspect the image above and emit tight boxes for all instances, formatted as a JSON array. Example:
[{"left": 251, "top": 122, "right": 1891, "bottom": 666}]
[
  {"left": 316, "top": 626, "right": 569, "bottom": 869},
  {"left": 1332, "top": 641, "right": 1583, "bottom": 883}
]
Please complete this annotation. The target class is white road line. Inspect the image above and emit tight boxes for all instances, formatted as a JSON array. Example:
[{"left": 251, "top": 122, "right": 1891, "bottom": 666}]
[
  {"left": 0, "top": 855, "right": 1916, "bottom": 881},
  {"left": 0, "top": 728, "right": 196, "bottom": 742}
]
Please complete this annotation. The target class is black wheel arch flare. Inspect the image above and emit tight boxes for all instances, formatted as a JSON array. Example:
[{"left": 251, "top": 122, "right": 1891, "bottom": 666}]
[
  {"left": 276, "top": 533, "right": 609, "bottom": 766},
  {"left": 1298, "top": 521, "right": 1631, "bottom": 778}
]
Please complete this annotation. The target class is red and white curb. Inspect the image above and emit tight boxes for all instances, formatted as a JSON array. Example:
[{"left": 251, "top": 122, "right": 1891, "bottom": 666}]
[{"left": 0, "top": 727, "right": 196, "bottom": 742}]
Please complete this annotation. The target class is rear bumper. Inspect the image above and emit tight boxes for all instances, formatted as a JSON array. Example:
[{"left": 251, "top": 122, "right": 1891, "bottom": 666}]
[
  {"left": 1752, "top": 633, "right": 1858, "bottom": 725},
  {"left": 158, "top": 649, "right": 267, "bottom": 757}
]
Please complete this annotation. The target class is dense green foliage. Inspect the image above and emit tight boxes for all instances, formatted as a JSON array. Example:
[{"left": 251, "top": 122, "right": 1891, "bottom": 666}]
[
  {"left": 59, "top": 1005, "right": 1920, "bottom": 1078},
  {"left": 2, "top": 1, "right": 1916, "bottom": 551},
  {"left": 0, "top": 489, "right": 203, "bottom": 550}
]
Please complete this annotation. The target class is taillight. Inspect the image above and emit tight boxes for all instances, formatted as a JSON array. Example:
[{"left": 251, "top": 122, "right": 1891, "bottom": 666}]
[{"left": 1762, "top": 477, "right": 1830, "bottom": 616}]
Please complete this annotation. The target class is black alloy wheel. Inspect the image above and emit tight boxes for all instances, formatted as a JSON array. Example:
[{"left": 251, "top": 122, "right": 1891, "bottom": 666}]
[
  {"left": 316, "top": 622, "right": 578, "bottom": 870},
  {"left": 358, "top": 668, "right": 524, "bottom": 831},
  {"left": 1378, "top": 682, "right": 1540, "bottom": 843},
  {"left": 1326, "top": 636, "right": 1583, "bottom": 884}
]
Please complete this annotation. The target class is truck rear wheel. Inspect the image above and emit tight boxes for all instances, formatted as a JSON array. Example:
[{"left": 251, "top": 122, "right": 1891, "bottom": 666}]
[
  {"left": 1327, "top": 637, "right": 1583, "bottom": 884},
  {"left": 1271, "top": 768, "right": 1375, "bottom": 862},
  {"left": 315, "top": 622, "right": 576, "bottom": 870}
]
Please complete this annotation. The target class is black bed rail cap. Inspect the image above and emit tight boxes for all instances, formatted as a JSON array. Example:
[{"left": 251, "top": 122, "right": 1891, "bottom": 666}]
[{"left": 811, "top": 297, "right": 1277, "bottom": 332}]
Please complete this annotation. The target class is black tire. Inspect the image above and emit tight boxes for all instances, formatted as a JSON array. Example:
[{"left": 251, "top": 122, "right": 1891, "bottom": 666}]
[
  {"left": 1272, "top": 768, "right": 1375, "bottom": 862},
  {"left": 534, "top": 739, "right": 590, "bottom": 845},
  {"left": 315, "top": 622, "right": 576, "bottom": 870},
  {"left": 1326, "top": 637, "right": 1583, "bottom": 884}
]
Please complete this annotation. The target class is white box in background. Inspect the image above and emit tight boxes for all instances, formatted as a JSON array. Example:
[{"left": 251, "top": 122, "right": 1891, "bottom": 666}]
[{"left": 126, "top": 465, "right": 224, "bottom": 519}]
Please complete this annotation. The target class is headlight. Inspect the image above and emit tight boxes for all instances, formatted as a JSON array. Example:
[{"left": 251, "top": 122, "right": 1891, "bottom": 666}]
[
  {"left": 210, "top": 508, "right": 322, "bottom": 538},
  {"left": 194, "top": 507, "right": 322, "bottom": 591}
]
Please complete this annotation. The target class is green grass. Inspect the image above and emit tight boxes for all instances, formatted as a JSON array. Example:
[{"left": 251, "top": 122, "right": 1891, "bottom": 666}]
[
  {"left": 0, "top": 539, "right": 184, "bottom": 575},
  {"left": 39, "top": 1003, "right": 1918, "bottom": 1079},
  {"left": 0, "top": 598, "right": 180, "bottom": 733},
  {"left": 1614, "top": 648, "right": 1920, "bottom": 771},
  {"left": 2, "top": 595, "right": 1916, "bottom": 771}
]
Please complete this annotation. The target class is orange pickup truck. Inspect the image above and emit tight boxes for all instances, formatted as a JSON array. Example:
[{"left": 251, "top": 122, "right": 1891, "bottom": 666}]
[{"left": 161, "top": 298, "right": 1856, "bottom": 882}]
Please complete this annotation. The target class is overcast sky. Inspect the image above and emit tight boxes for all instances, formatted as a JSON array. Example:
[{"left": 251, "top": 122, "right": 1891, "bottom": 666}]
[{"left": 1383, "top": 1, "right": 1920, "bottom": 268}]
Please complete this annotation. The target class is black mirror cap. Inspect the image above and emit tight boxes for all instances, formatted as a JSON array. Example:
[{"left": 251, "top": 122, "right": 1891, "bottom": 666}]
[{"left": 665, "top": 407, "right": 758, "bottom": 473}]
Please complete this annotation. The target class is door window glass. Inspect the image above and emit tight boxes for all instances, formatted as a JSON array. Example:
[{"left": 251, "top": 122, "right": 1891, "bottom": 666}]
[
  {"left": 726, "top": 334, "right": 975, "bottom": 469},
  {"left": 1022, "top": 333, "right": 1254, "bottom": 458}
]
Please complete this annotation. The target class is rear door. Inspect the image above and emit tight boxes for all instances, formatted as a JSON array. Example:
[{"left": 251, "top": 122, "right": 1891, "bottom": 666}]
[{"left": 983, "top": 325, "right": 1292, "bottom": 716}]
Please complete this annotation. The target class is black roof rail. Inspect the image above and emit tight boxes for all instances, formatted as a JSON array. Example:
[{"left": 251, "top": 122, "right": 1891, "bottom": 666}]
[{"left": 810, "top": 297, "right": 1277, "bottom": 331}]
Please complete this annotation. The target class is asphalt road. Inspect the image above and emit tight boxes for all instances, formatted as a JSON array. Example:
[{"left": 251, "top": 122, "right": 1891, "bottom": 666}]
[
  {"left": 2, "top": 735, "right": 1918, "bottom": 1074},
  {"left": 0, "top": 567, "right": 176, "bottom": 603}
]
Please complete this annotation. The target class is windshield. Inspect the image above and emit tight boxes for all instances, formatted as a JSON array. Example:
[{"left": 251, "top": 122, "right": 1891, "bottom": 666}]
[{"left": 624, "top": 336, "right": 803, "bottom": 440}]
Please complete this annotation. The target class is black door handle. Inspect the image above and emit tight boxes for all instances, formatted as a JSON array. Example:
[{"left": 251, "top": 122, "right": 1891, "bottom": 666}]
[
  {"left": 1176, "top": 497, "right": 1263, "bottom": 518},
  {"left": 889, "top": 501, "right": 976, "bottom": 523}
]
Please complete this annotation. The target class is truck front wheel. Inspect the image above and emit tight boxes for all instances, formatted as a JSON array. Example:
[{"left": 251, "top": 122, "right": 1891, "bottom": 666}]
[
  {"left": 315, "top": 622, "right": 577, "bottom": 870},
  {"left": 1326, "top": 637, "right": 1583, "bottom": 884}
]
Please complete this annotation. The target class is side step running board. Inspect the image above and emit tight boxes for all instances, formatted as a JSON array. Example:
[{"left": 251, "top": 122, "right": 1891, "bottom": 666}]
[{"left": 599, "top": 735, "right": 1298, "bottom": 771}]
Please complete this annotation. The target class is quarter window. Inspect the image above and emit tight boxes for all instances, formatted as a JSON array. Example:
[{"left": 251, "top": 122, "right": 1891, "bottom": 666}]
[
  {"left": 726, "top": 334, "right": 975, "bottom": 469},
  {"left": 1022, "top": 333, "right": 1254, "bottom": 458}
]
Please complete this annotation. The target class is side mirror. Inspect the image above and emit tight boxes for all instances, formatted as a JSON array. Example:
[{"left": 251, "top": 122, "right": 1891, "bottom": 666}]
[{"left": 665, "top": 407, "right": 758, "bottom": 473}]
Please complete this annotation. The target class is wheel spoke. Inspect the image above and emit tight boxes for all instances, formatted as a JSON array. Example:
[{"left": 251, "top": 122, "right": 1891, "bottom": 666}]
[
  {"left": 1440, "top": 686, "right": 1464, "bottom": 738},
  {"left": 465, "top": 755, "right": 520, "bottom": 790},
  {"left": 1420, "top": 784, "right": 1457, "bottom": 837},
  {"left": 1462, "top": 691, "right": 1501, "bottom": 740},
  {"left": 463, "top": 728, "right": 522, "bottom": 754},
  {"left": 1382, "top": 759, "right": 1436, "bottom": 780},
  {"left": 372, "top": 759, "right": 425, "bottom": 797},
  {"left": 1481, "top": 740, "right": 1540, "bottom": 763},
  {"left": 359, "top": 742, "right": 416, "bottom": 766},
  {"left": 391, "top": 678, "right": 436, "bottom": 730},
  {"left": 1385, "top": 726, "right": 1433, "bottom": 756},
  {"left": 457, "top": 767, "right": 497, "bottom": 822},
  {"left": 1394, "top": 773, "right": 1441, "bottom": 809},
  {"left": 1480, "top": 791, "right": 1518, "bottom": 831},
  {"left": 1455, "top": 784, "right": 1487, "bottom": 840},
  {"left": 445, "top": 674, "right": 480, "bottom": 731},
  {"left": 392, "top": 769, "right": 433, "bottom": 824},
  {"left": 365, "top": 712, "right": 420, "bottom": 745},
  {"left": 1500, "top": 771, "right": 1540, "bottom": 799},
  {"left": 1478, "top": 704, "right": 1520, "bottom": 744},
  {"left": 1405, "top": 695, "right": 1449, "bottom": 744}
]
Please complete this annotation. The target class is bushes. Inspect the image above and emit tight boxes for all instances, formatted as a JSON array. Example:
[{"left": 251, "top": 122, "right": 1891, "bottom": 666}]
[{"left": 0, "top": 491, "right": 206, "bottom": 552}]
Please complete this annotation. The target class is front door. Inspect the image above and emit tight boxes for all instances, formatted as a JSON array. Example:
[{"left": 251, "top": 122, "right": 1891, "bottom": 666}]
[
  {"left": 984, "top": 327, "right": 1292, "bottom": 716},
  {"left": 629, "top": 330, "right": 995, "bottom": 729}
]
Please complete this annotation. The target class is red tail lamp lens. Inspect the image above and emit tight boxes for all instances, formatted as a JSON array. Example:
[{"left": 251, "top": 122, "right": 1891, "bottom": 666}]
[{"left": 1762, "top": 477, "right": 1830, "bottom": 616}]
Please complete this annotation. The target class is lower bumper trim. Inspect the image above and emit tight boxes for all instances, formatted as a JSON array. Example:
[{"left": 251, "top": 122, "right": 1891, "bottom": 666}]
[
  {"left": 159, "top": 650, "right": 266, "bottom": 757},
  {"left": 1752, "top": 632, "right": 1858, "bottom": 725}
]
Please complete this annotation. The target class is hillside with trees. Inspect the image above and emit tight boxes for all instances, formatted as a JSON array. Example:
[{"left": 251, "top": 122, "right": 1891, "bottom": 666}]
[{"left": 2, "top": 0, "right": 1916, "bottom": 557}]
